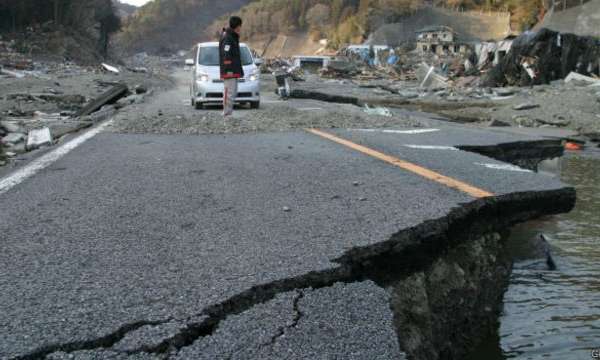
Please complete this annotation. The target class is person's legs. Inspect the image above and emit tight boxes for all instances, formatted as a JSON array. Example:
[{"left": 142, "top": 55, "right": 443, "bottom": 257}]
[{"left": 223, "top": 79, "right": 238, "bottom": 116}]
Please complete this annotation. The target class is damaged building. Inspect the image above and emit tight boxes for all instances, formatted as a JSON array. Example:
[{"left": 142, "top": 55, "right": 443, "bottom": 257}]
[
  {"left": 416, "top": 26, "right": 469, "bottom": 56},
  {"left": 474, "top": 36, "right": 516, "bottom": 68}
]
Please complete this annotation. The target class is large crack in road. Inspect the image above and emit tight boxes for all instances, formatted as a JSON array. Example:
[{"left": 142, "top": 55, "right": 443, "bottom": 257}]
[{"left": 12, "top": 186, "right": 574, "bottom": 360}]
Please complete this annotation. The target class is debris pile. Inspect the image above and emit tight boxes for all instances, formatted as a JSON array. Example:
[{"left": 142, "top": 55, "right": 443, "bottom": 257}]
[
  {"left": 483, "top": 28, "right": 600, "bottom": 87},
  {"left": 0, "top": 33, "right": 173, "bottom": 168}
]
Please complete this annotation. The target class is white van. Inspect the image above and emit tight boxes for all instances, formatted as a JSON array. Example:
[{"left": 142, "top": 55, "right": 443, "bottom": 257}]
[{"left": 189, "top": 42, "right": 261, "bottom": 110}]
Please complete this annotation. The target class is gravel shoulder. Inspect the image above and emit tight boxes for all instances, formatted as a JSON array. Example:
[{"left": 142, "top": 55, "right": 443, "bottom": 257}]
[{"left": 109, "top": 71, "right": 424, "bottom": 135}]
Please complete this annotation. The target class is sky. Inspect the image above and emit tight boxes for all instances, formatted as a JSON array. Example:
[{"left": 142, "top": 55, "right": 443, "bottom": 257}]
[{"left": 120, "top": 0, "right": 154, "bottom": 6}]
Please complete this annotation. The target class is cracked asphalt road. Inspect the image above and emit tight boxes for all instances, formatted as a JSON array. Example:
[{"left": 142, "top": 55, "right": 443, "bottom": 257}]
[{"left": 0, "top": 70, "right": 574, "bottom": 359}]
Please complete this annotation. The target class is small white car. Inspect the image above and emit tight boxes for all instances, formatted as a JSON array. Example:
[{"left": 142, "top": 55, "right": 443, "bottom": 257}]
[{"left": 189, "top": 42, "right": 261, "bottom": 110}]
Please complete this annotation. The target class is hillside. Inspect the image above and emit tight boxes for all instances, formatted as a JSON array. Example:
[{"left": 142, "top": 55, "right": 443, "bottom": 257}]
[
  {"left": 117, "top": 0, "right": 252, "bottom": 54},
  {"left": 0, "top": 0, "right": 121, "bottom": 63},
  {"left": 207, "top": 0, "right": 544, "bottom": 51},
  {"left": 368, "top": 6, "right": 512, "bottom": 46},
  {"left": 537, "top": 0, "right": 600, "bottom": 37},
  {"left": 116, "top": 0, "right": 545, "bottom": 55}
]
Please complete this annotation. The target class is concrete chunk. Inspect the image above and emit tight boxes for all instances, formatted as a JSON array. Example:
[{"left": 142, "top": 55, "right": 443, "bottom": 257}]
[
  {"left": 564, "top": 71, "right": 600, "bottom": 85},
  {"left": 26, "top": 128, "right": 52, "bottom": 150}
]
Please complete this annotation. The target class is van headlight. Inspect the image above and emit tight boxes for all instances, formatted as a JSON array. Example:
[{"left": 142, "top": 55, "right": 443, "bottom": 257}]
[
  {"left": 249, "top": 71, "right": 259, "bottom": 82},
  {"left": 197, "top": 72, "right": 209, "bottom": 82}
]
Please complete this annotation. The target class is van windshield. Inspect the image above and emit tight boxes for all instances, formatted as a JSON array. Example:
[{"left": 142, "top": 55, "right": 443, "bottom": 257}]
[{"left": 198, "top": 46, "right": 253, "bottom": 66}]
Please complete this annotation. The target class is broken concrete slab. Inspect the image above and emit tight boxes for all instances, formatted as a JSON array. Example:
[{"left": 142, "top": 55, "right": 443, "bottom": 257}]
[
  {"left": 26, "top": 127, "right": 52, "bottom": 150},
  {"left": 564, "top": 71, "right": 600, "bottom": 85},
  {"left": 76, "top": 84, "right": 128, "bottom": 117}
]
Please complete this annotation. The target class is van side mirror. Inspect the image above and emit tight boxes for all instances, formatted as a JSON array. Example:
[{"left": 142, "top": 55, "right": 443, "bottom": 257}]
[
  {"left": 254, "top": 58, "right": 263, "bottom": 66},
  {"left": 185, "top": 59, "right": 194, "bottom": 66}
]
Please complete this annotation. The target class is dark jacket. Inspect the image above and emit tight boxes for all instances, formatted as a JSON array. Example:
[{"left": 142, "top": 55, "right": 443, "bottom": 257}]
[{"left": 219, "top": 28, "right": 244, "bottom": 79}]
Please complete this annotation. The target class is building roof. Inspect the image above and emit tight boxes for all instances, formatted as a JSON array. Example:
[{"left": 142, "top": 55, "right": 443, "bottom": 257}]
[{"left": 415, "top": 26, "right": 456, "bottom": 34}]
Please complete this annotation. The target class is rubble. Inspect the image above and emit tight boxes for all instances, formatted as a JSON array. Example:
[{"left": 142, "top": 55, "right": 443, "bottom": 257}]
[{"left": 0, "top": 63, "right": 161, "bottom": 167}]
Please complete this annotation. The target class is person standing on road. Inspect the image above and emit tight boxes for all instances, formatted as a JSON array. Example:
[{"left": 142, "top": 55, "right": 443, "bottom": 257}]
[{"left": 219, "top": 16, "right": 244, "bottom": 117}]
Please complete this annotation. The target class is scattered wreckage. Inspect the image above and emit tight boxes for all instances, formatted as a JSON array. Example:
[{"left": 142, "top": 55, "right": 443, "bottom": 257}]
[
  {"left": 0, "top": 66, "right": 150, "bottom": 165},
  {"left": 483, "top": 28, "right": 600, "bottom": 87}
]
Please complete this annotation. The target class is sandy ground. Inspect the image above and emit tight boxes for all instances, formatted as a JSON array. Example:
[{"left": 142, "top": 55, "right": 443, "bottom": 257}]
[{"left": 110, "top": 71, "right": 424, "bottom": 135}]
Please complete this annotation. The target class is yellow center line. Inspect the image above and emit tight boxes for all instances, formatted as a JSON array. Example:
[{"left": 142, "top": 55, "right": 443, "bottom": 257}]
[{"left": 305, "top": 128, "right": 494, "bottom": 199}]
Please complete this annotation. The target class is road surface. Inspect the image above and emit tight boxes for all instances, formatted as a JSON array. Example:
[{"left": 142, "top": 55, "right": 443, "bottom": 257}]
[{"left": 0, "top": 70, "right": 575, "bottom": 359}]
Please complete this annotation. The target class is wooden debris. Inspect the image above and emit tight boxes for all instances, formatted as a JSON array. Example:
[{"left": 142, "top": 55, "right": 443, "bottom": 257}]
[{"left": 76, "top": 84, "right": 128, "bottom": 117}]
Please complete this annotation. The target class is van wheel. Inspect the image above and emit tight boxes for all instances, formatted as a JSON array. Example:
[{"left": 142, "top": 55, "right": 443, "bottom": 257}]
[
  {"left": 195, "top": 101, "right": 205, "bottom": 110},
  {"left": 250, "top": 101, "right": 260, "bottom": 109}
]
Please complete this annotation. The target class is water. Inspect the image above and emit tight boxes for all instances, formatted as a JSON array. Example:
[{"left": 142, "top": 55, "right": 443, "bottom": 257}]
[{"left": 483, "top": 150, "right": 600, "bottom": 359}]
